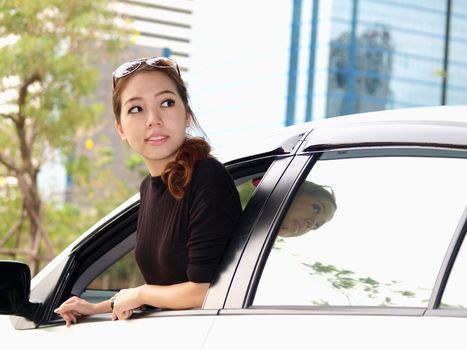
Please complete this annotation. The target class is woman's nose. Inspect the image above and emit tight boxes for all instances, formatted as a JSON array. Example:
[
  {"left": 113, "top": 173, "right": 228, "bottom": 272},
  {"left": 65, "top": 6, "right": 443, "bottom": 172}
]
[{"left": 146, "top": 110, "right": 162, "bottom": 128}]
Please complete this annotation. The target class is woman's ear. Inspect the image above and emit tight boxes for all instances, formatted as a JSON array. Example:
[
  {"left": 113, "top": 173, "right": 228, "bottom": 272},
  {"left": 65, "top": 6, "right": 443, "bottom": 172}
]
[
  {"left": 185, "top": 111, "right": 191, "bottom": 128},
  {"left": 115, "top": 121, "right": 126, "bottom": 140}
]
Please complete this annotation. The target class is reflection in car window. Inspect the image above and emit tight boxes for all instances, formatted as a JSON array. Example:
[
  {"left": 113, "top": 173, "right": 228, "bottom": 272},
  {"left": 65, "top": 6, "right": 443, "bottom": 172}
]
[{"left": 254, "top": 152, "right": 467, "bottom": 307}]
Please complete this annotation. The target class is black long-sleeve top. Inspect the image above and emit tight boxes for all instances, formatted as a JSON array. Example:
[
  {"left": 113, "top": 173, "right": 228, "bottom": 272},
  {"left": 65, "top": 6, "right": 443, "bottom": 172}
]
[{"left": 135, "top": 157, "right": 242, "bottom": 285}]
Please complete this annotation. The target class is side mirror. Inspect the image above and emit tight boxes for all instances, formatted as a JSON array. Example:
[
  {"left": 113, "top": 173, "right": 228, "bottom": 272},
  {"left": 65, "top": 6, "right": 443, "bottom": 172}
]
[{"left": 0, "top": 261, "right": 31, "bottom": 315}]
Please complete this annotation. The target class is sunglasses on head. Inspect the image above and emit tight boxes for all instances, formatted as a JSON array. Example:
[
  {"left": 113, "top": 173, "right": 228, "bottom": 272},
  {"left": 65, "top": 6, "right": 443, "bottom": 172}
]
[
  {"left": 112, "top": 56, "right": 181, "bottom": 88},
  {"left": 321, "top": 185, "right": 336, "bottom": 200}
]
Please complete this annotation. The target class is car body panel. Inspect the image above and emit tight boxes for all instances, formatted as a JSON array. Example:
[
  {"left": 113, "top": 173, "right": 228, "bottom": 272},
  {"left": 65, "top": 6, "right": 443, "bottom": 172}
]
[
  {"left": 202, "top": 314, "right": 467, "bottom": 350},
  {"left": 2, "top": 313, "right": 216, "bottom": 349}
]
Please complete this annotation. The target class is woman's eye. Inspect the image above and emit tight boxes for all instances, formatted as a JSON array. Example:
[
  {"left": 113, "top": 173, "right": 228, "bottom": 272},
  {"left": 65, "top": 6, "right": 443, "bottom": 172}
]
[
  {"left": 161, "top": 99, "right": 175, "bottom": 107},
  {"left": 128, "top": 106, "right": 142, "bottom": 114},
  {"left": 312, "top": 203, "right": 322, "bottom": 214}
]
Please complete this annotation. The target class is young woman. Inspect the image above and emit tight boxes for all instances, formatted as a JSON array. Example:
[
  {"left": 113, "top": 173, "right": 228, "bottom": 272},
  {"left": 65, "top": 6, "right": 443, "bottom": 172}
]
[{"left": 54, "top": 57, "right": 242, "bottom": 326}]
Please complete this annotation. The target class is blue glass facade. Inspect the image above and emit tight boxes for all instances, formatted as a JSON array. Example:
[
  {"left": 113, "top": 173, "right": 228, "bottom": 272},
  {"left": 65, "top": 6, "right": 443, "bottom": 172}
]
[
  {"left": 448, "top": 1, "right": 467, "bottom": 105},
  {"left": 287, "top": 0, "right": 467, "bottom": 121}
]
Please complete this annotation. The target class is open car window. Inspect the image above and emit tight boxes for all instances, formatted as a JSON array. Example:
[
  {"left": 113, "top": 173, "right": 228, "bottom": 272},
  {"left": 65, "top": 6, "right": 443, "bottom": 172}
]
[
  {"left": 85, "top": 250, "right": 144, "bottom": 290},
  {"left": 78, "top": 158, "right": 277, "bottom": 304}
]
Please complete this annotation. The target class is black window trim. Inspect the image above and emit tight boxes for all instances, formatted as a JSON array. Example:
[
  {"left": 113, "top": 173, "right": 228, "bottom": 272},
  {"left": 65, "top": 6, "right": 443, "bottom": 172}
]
[
  {"left": 223, "top": 154, "right": 315, "bottom": 308},
  {"left": 204, "top": 154, "right": 296, "bottom": 309},
  {"left": 425, "top": 205, "right": 467, "bottom": 316}
]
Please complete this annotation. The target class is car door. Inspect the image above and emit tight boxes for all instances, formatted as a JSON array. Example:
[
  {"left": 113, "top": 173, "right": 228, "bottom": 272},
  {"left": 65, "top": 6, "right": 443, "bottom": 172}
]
[
  {"left": 203, "top": 145, "right": 467, "bottom": 349},
  {"left": 2, "top": 193, "right": 219, "bottom": 349}
]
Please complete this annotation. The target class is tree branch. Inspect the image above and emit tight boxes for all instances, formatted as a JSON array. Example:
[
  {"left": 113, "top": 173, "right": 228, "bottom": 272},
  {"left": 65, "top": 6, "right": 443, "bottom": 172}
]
[
  {"left": 18, "top": 71, "right": 42, "bottom": 111},
  {"left": 0, "top": 247, "right": 51, "bottom": 262},
  {"left": 16, "top": 71, "right": 42, "bottom": 172},
  {"left": 15, "top": 175, "right": 55, "bottom": 259},
  {"left": 0, "top": 112, "right": 18, "bottom": 124},
  {"left": 0, "top": 212, "right": 25, "bottom": 247},
  {"left": 0, "top": 247, "right": 34, "bottom": 255},
  {"left": 0, "top": 151, "right": 19, "bottom": 173}
]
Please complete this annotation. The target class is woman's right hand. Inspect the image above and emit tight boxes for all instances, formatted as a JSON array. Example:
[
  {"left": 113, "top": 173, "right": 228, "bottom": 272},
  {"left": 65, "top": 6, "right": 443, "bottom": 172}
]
[{"left": 54, "top": 296, "right": 97, "bottom": 327}]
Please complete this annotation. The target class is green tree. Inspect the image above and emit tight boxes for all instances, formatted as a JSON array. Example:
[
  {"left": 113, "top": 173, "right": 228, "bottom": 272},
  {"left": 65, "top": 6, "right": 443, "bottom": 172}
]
[{"left": 0, "top": 0, "right": 127, "bottom": 274}]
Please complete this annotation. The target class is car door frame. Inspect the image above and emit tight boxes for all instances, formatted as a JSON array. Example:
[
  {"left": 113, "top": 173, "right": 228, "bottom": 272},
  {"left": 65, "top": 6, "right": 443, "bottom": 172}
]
[{"left": 221, "top": 143, "right": 467, "bottom": 319}]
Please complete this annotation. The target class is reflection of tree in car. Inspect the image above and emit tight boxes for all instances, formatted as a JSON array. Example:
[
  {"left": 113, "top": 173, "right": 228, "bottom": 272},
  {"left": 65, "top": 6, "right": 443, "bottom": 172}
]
[
  {"left": 301, "top": 261, "right": 418, "bottom": 306},
  {"left": 278, "top": 182, "right": 337, "bottom": 238}
]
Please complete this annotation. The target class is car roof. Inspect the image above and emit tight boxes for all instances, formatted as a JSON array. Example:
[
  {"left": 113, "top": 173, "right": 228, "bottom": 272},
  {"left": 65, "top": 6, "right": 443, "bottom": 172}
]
[
  {"left": 304, "top": 105, "right": 467, "bottom": 151},
  {"left": 215, "top": 105, "right": 467, "bottom": 162}
]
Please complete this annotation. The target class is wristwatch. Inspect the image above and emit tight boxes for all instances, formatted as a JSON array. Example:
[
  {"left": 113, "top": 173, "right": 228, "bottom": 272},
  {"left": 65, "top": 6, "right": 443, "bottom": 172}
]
[{"left": 110, "top": 296, "right": 116, "bottom": 310}]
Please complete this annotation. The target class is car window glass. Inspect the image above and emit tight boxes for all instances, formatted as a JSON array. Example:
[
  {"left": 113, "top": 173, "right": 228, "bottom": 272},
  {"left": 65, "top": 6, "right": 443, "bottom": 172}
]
[
  {"left": 87, "top": 250, "right": 145, "bottom": 290},
  {"left": 440, "top": 230, "right": 467, "bottom": 309},
  {"left": 237, "top": 179, "right": 257, "bottom": 209},
  {"left": 254, "top": 153, "right": 467, "bottom": 307}
]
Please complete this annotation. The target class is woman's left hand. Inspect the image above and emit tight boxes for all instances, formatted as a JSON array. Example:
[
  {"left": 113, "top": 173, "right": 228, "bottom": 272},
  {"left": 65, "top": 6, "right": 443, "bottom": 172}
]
[{"left": 111, "top": 286, "right": 144, "bottom": 321}]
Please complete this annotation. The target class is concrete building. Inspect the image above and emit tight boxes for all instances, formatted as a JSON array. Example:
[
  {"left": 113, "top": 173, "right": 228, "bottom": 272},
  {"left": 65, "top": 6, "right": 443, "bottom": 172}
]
[
  {"left": 111, "top": 0, "right": 193, "bottom": 70},
  {"left": 69, "top": 0, "right": 195, "bottom": 201}
]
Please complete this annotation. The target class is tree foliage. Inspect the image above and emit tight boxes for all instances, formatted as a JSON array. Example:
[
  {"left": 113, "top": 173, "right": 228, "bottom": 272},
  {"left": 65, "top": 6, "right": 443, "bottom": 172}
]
[
  {"left": 0, "top": 0, "right": 129, "bottom": 274},
  {"left": 302, "top": 261, "right": 417, "bottom": 306}
]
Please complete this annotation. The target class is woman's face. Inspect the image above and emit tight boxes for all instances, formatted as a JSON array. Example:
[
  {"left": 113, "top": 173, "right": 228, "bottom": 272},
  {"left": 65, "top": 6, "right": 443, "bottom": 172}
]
[
  {"left": 278, "top": 193, "right": 336, "bottom": 237},
  {"left": 115, "top": 70, "right": 189, "bottom": 176}
]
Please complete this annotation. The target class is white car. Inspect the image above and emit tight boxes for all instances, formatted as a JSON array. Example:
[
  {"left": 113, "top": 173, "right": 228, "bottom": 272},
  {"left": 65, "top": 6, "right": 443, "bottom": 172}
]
[{"left": 2, "top": 105, "right": 467, "bottom": 349}]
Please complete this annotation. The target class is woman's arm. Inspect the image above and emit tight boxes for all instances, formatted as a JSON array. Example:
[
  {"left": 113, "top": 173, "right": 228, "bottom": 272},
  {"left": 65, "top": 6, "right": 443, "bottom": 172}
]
[
  {"left": 140, "top": 281, "right": 210, "bottom": 309},
  {"left": 55, "top": 281, "right": 209, "bottom": 325},
  {"left": 111, "top": 281, "right": 209, "bottom": 320}
]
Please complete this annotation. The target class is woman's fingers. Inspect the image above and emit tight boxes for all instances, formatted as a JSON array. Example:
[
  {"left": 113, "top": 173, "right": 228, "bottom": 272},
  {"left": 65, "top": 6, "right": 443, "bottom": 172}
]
[
  {"left": 54, "top": 296, "right": 86, "bottom": 327},
  {"left": 119, "top": 309, "right": 132, "bottom": 320},
  {"left": 112, "top": 307, "right": 134, "bottom": 321},
  {"left": 71, "top": 310, "right": 82, "bottom": 317},
  {"left": 62, "top": 311, "right": 77, "bottom": 327},
  {"left": 54, "top": 296, "right": 78, "bottom": 314}
]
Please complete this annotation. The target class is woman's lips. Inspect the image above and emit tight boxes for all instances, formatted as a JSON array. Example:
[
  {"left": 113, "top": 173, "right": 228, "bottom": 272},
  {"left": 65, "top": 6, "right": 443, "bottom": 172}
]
[{"left": 145, "top": 135, "right": 168, "bottom": 146}]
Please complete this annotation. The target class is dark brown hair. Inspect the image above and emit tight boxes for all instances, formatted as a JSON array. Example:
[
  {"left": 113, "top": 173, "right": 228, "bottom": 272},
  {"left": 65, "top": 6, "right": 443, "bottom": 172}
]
[{"left": 112, "top": 62, "right": 211, "bottom": 199}]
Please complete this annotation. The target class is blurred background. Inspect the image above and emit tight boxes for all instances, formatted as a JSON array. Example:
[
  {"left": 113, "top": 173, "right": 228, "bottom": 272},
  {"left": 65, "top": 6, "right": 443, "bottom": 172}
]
[{"left": 0, "top": 0, "right": 466, "bottom": 273}]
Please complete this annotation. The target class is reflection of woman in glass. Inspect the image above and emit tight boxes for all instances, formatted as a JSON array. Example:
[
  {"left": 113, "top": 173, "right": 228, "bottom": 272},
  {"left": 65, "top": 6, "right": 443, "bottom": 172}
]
[{"left": 278, "top": 182, "right": 337, "bottom": 237}]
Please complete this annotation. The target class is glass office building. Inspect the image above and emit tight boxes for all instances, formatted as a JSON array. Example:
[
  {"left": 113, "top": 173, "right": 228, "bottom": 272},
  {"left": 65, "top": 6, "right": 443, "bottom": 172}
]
[{"left": 286, "top": 0, "right": 467, "bottom": 123}]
